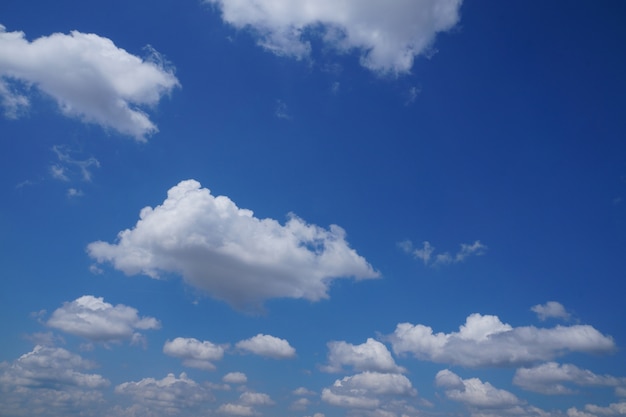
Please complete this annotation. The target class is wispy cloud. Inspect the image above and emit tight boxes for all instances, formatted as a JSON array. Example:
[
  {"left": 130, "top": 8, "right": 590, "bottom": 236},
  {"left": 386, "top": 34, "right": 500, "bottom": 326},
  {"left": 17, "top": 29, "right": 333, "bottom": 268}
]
[
  {"left": 275, "top": 99, "right": 291, "bottom": 119},
  {"left": 399, "top": 239, "right": 487, "bottom": 266}
]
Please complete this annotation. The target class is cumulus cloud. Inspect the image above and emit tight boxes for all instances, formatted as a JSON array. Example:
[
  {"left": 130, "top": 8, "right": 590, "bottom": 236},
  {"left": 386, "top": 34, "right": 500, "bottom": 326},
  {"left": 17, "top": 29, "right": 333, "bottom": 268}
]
[
  {"left": 400, "top": 239, "right": 486, "bottom": 266},
  {"left": 388, "top": 312, "right": 615, "bottom": 367},
  {"left": 323, "top": 338, "right": 405, "bottom": 373},
  {"left": 436, "top": 369, "right": 520, "bottom": 408},
  {"left": 204, "top": 0, "right": 462, "bottom": 74},
  {"left": 322, "top": 371, "right": 416, "bottom": 410},
  {"left": 223, "top": 372, "right": 248, "bottom": 384},
  {"left": 46, "top": 295, "right": 160, "bottom": 344},
  {"left": 236, "top": 334, "right": 296, "bottom": 359},
  {"left": 513, "top": 362, "right": 624, "bottom": 395},
  {"left": 163, "top": 337, "right": 226, "bottom": 370},
  {"left": 0, "top": 345, "right": 109, "bottom": 416},
  {"left": 0, "top": 24, "right": 179, "bottom": 140},
  {"left": 531, "top": 301, "right": 571, "bottom": 321},
  {"left": 115, "top": 373, "right": 213, "bottom": 415},
  {"left": 87, "top": 180, "right": 379, "bottom": 309}
]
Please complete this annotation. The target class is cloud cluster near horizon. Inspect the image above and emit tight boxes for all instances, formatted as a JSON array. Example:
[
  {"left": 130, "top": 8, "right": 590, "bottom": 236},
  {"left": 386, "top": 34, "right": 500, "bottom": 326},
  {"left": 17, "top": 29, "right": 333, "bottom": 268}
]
[
  {"left": 87, "top": 179, "right": 379, "bottom": 309},
  {"left": 1, "top": 297, "right": 620, "bottom": 417},
  {"left": 205, "top": 0, "right": 462, "bottom": 74},
  {"left": 0, "top": 24, "right": 179, "bottom": 140}
]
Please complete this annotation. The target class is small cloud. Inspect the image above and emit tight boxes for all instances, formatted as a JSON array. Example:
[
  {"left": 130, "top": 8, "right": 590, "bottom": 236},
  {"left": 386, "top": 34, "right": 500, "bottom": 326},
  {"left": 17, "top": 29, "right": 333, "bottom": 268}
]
[
  {"left": 15, "top": 179, "right": 35, "bottom": 189},
  {"left": 163, "top": 337, "right": 226, "bottom": 371},
  {"left": 322, "top": 338, "right": 405, "bottom": 374},
  {"left": 405, "top": 86, "right": 420, "bottom": 105},
  {"left": 531, "top": 301, "right": 571, "bottom": 321},
  {"left": 67, "top": 188, "right": 84, "bottom": 198},
  {"left": 50, "top": 165, "right": 69, "bottom": 181},
  {"left": 236, "top": 334, "right": 296, "bottom": 359},
  {"left": 400, "top": 239, "right": 486, "bottom": 267},
  {"left": 89, "top": 264, "right": 104, "bottom": 275},
  {"left": 275, "top": 99, "right": 291, "bottom": 120},
  {"left": 46, "top": 295, "right": 161, "bottom": 345},
  {"left": 223, "top": 372, "right": 247, "bottom": 384},
  {"left": 293, "top": 387, "right": 316, "bottom": 396}
]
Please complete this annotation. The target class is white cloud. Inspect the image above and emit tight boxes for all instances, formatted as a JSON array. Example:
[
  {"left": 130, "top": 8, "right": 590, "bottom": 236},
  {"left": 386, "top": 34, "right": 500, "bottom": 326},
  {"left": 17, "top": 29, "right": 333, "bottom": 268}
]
[
  {"left": 0, "top": 345, "right": 108, "bottom": 389},
  {"left": 567, "top": 408, "right": 598, "bottom": 417},
  {"left": 67, "top": 188, "right": 84, "bottom": 198},
  {"left": 0, "top": 24, "right": 179, "bottom": 141},
  {"left": 513, "top": 362, "right": 624, "bottom": 395},
  {"left": 217, "top": 403, "right": 257, "bottom": 416},
  {"left": 436, "top": 369, "right": 520, "bottom": 408},
  {"left": 236, "top": 334, "right": 296, "bottom": 359},
  {"left": 223, "top": 372, "right": 248, "bottom": 384},
  {"left": 290, "top": 397, "right": 311, "bottom": 410},
  {"left": 568, "top": 402, "right": 626, "bottom": 417},
  {"left": 87, "top": 180, "right": 379, "bottom": 309},
  {"left": 400, "top": 239, "right": 486, "bottom": 266},
  {"left": 293, "top": 387, "right": 316, "bottom": 396},
  {"left": 584, "top": 402, "right": 626, "bottom": 416},
  {"left": 47, "top": 295, "right": 160, "bottom": 343},
  {"left": 531, "top": 301, "right": 571, "bottom": 321},
  {"left": 389, "top": 312, "right": 615, "bottom": 367},
  {"left": 204, "top": 0, "right": 462, "bottom": 74},
  {"left": 240, "top": 391, "right": 274, "bottom": 406},
  {"left": 322, "top": 371, "right": 416, "bottom": 410},
  {"left": 163, "top": 337, "right": 226, "bottom": 370},
  {"left": 323, "top": 338, "right": 405, "bottom": 373},
  {"left": 115, "top": 373, "right": 214, "bottom": 415},
  {"left": 0, "top": 345, "right": 109, "bottom": 416}
]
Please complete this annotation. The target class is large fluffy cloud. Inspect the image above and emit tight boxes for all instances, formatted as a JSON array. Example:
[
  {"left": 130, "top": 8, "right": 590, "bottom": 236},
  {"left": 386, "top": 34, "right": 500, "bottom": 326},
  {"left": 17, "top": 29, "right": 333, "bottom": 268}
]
[
  {"left": 87, "top": 180, "right": 379, "bottom": 309},
  {"left": 47, "top": 295, "right": 161, "bottom": 344},
  {"left": 0, "top": 24, "right": 179, "bottom": 140},
  {"left": 235, "top": 334, "right": 296, "bottom": 359},
  {"left": 0, "top": 346, "right": 109, "bottom": 416},
  {"left": 389, "top": 312, "right": 615, "bottom": 367},
  {"left": 513, "top": 362, "right": 624, "bottom": 395},
  {"left": 204, "top": 0, "right": 462, "bottom": 74},
  {"left": 163, "top": 337, "right": 226, "bottom": 370},
  {"left": 323, "top": 338, "right": 405, "bottom": 374}
]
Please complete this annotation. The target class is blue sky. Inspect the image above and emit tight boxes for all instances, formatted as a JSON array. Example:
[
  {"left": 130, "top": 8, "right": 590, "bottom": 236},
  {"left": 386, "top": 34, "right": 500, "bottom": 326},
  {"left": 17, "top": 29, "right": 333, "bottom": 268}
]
[{"left": 1, "top": 1, "right": 626, "bottom": 416}]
